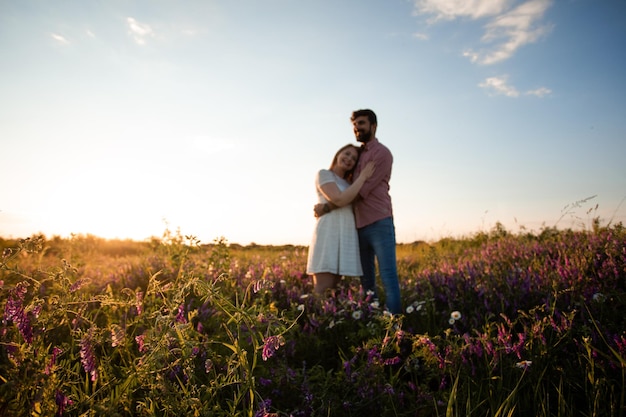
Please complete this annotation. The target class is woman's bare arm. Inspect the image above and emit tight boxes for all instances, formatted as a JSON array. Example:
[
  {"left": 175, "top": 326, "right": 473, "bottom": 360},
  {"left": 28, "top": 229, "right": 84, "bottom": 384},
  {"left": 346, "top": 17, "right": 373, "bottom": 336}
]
[{"left": 319, "top": 162, "right": 375, "bottom": 208}]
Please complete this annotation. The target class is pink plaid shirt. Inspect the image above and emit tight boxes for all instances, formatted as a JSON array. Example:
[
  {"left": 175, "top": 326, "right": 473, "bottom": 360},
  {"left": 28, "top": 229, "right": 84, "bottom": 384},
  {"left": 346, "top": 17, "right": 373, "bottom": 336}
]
[{"left": 353, "top": 138, "right": 394, "bottom": 228}]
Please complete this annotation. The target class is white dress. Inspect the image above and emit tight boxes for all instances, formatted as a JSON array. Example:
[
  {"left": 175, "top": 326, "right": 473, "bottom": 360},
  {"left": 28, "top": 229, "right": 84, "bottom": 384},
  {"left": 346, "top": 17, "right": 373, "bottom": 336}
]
[{"left": 306, "top": 169, "right": 363, "bottom": 276}]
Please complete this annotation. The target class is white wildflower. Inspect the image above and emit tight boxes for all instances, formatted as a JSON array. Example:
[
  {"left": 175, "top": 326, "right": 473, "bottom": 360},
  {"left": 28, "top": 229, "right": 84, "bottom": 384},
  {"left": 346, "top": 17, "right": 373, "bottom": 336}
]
[
  {"left": 412, "top": 300, "right": 426, "bottom": 312},
  {"left": 592, "top": 293, "right": 606, "bottom": 303}
]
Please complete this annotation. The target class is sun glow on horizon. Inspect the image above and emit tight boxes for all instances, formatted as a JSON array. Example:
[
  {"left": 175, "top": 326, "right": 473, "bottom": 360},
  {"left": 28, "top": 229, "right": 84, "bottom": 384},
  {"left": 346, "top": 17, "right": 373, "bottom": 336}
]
[{"left": 1, "top": 1, "right": 625, "bottom": 246}]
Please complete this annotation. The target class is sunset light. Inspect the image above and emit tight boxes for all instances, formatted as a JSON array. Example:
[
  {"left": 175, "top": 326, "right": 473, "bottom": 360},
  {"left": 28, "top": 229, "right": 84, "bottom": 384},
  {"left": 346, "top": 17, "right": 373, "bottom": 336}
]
[{"left": 1, "top": 1, "right": 625, "bottom": 245}]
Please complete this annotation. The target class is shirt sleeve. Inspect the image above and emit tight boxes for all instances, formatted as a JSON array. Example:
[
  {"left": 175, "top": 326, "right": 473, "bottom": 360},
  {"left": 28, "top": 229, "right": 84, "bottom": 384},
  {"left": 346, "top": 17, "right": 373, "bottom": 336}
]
[{"left": 358, "top": 147, "right": 392, "bottom": 199}]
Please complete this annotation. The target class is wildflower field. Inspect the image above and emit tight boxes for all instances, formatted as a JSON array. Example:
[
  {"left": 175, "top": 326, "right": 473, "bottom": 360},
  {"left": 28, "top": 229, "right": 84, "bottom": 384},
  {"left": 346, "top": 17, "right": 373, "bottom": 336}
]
[{"left": 1, "top": 223, "right": 625, "bottom": 416}]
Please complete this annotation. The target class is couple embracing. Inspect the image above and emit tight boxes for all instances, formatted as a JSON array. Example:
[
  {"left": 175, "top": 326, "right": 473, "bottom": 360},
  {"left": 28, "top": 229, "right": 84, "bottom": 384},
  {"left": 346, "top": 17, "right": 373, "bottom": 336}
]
[{"left": 306, "top": 109, "right": 402, "bottom": 315}]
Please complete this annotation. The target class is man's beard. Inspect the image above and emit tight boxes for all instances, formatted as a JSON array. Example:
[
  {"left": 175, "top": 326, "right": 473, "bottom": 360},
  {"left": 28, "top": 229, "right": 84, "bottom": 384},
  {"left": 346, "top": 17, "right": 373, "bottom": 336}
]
[{"left": 356, "top": 129, "right": 372, "bottom": 143}]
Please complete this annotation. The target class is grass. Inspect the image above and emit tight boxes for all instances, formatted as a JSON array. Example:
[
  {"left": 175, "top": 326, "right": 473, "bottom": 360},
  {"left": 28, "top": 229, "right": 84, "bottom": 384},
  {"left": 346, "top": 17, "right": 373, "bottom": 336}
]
[{"left": 1, "top": 221, "right": 625, "bottom": 416}]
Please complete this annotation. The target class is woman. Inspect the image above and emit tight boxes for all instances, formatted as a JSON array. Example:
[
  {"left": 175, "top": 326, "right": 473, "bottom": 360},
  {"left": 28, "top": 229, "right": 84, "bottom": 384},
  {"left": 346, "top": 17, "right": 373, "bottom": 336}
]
[{"left": 306, "top": 144, "right": 375, "bottom": 294}]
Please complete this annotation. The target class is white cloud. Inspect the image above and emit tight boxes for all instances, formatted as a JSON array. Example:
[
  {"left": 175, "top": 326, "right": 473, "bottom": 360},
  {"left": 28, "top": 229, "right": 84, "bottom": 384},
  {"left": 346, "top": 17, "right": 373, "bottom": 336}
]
[
  {"left": 462, "top": 50, "right": 480, "bottom": 63},
  {"left": 475, "top": 0, "right": 553, "bottom": 64},
  {"left": 525, "top": 86, "right": 552, "bottom": 97},
  {"left": 127, "top": 17, "right": 155, "bottom": 45},
  {"left": 413, "top": 0, "right": 511, "bottom": 21},
  {"left": 50, "top": 33, "right": 69, "bottom": 44},
  {"left": 413, "top": 32, "right": 430, "bottom": 40},
  {"left": 479, "top": 76, "right": 519, "bottom": 97},
  {"left": 479, "top": 75, "right": 552, "bottom": 97},
  {"left": 413, "top": 0, "right": 553, "bottom": 64}
]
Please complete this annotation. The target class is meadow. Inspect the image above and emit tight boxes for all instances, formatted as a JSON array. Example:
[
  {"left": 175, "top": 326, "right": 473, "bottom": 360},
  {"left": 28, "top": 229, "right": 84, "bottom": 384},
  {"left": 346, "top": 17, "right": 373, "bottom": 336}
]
[{"left": 1, "top": 221, "right": 624, "bottom": 416}]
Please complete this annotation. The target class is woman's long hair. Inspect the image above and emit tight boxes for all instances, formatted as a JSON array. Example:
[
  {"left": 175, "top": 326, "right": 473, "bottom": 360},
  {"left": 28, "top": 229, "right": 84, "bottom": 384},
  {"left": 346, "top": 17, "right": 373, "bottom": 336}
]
[{"left": 329, "top": 144, "right": 361, "bottom": 182}]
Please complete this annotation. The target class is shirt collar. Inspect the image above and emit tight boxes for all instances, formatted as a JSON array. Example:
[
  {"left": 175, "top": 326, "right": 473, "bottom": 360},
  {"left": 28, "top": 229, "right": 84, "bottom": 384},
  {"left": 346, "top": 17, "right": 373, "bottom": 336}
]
[{"left": 361, "top": 137, "right": 379, "bottom": 151}]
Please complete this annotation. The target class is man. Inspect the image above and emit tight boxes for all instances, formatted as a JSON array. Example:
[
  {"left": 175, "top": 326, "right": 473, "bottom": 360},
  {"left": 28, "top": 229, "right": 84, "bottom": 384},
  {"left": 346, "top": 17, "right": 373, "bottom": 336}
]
[{"left": 315, "top": 109, "right": 402, "bottom": 314}]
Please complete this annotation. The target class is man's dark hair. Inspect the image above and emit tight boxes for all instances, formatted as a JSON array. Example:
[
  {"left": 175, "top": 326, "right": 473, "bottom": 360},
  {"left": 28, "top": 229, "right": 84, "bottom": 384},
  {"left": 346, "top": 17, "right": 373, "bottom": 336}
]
[{"left": 351, "top": 109, "right": 377, "bottom": 125}]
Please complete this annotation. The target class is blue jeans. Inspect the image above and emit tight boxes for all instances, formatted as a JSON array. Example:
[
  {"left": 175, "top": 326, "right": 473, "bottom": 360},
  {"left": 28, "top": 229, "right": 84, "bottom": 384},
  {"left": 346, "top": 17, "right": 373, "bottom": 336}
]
[{"left": 357, "top": 217, "right": 402, "bottom": 314}]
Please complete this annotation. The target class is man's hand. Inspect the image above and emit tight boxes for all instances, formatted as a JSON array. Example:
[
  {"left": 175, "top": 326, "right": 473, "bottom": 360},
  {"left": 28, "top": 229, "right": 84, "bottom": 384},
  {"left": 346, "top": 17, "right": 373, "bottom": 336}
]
[{"left": 314, "top": 203, "right": 330, "bottom": 218}]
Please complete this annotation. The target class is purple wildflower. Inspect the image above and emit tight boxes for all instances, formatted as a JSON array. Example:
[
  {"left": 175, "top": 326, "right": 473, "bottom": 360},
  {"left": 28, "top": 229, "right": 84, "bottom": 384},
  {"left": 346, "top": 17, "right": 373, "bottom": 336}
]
[
  {"left": 395, "top": 329, "right": 406, "bottom": 342},
  {"left": 16, "top": 313, "right": 33, "bottom": 344},
  {"left": 532, "top": 321, "right": 547, "bottom": 346},
  {"left": 3, "top": 282, "right": 28, "bottom": 323},
  {"left": 384, "top": 356, "right": 401, "bottom": 366},
  {"left": 4, "top": 343, "right": 19, "bottom": 364},
  {"left": 343, "top": 358, "right": 356, "bottom": 378},
  {"left": 72, "top": 305, "right": 86, "bottom": 330},
  {"left": 55, "top": 390, "right": 73, "bottom": 416},
  {"left": 45, "top": 347, "right": 63, "bottom": 375},
  {"left": 69, "top": 278, "right": 90, "bottom": 292},
  {"left": 135, "top": 334, "right": 147, "bottom": 353},
  {"left": 135, "top": 291, "right": 144, "bottom": 315},
  {"left": 254, "top": 399, "right": 274, "bottom": 417},
  {"left": 166, "top": 364, "right": 187, "bottom": 383},
  {"left": 259, "top": 377, "right": 273, "bottom": 386},
  {"left": 418, "top": 336, "right": 438, "bottom": 356},
  {"left": 512, "top": 332, "right": 527, "bottom": 359},
  {"left": 79, "top": 331, "right": 98, "bottom": 382},
  {"left": 175, "top": 304, "right": 187, "bottom": 323},
  {"left": 496, "top": 322, "right": 512, "bottom": 352},
  {"left": 32, "top": 304, "right": 42, "bottom": 318},
  {"left": 367, "top": 345, "right": 381, "bottom": 365},
  {"left": 3, "top": 281, "right": 34, "bottom": 344},
  {"left": 261, "top": 335, "right": 285, "bottom": 361}
]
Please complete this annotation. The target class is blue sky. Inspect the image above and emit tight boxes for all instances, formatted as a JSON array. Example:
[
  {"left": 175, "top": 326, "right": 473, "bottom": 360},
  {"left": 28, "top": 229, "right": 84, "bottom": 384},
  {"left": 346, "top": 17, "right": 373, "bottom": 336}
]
[{"left": 1, "top": 0, "right": 625, "bottom": 245}]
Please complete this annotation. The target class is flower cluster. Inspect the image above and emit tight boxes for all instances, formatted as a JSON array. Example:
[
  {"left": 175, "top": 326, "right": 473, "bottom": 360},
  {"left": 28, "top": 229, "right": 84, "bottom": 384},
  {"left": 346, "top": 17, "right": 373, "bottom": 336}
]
[
  {"left": 45, "top": 346, "right": 63, "bottom": 375},
  {"left": 262, "top": 335, "right": 285, "bottom": 361},
  {"left": 3, "top": 281, "right": 35, "bottom": 344},
  {"left": 135, "top": 334, "right": 147, "bottom": 353},
  {"left": 79, "top": 331, "right": 98, "bottom": 382},
  {"left": 448, "top": 310, "right": 462, "bottom": 325},
  {"left": 55, "top": 390, "right": 73, "bottom": 416}
]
